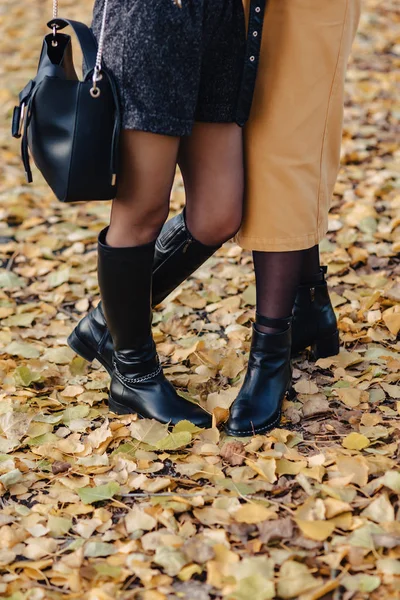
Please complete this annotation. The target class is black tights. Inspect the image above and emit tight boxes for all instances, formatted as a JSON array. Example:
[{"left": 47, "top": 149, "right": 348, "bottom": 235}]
[{"left": 254, "top": 244, "right": 321, "bottom": 334}]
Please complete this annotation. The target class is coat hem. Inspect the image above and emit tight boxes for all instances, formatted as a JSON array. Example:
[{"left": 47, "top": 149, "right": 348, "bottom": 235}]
[{"left": 235, "top": 221, "right": 328, "bottom": 252}]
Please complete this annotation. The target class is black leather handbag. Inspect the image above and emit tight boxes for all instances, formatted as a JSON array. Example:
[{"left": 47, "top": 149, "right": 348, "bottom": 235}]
[{"left": 12, "top": 1, "right": 120, "bottom": 203}]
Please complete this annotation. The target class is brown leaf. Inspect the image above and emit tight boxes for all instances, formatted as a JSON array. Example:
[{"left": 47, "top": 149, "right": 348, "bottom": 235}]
[
  {"left": 257, "top": 517, "right": 294, "bottom": 544},
  {"left": 52, "top": 461, "right": 71, "bottom": 475},
  {"left": 220, "top": 441, "right": 246, "bottom": 466}
]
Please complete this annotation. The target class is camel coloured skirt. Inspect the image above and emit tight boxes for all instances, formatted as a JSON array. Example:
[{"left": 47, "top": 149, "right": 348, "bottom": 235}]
[{"left": 236, "top": 0, "right": 362, "bottom": 252}]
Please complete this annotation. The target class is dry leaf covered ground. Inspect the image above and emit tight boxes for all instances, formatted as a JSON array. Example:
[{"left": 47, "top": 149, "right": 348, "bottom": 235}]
[{"left": 0, "top": 1, "right": 399, "bottom": 599}]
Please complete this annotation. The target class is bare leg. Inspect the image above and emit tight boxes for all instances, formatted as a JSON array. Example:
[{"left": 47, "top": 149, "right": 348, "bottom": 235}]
[{"left": 179, "top": 122, "right": 244, "bottom": 247}]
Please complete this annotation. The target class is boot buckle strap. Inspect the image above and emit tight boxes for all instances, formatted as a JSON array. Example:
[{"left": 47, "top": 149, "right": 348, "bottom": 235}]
[
  {"left": 255, "top": 313, "right": 292, "bottom": 329},
  {"left": 113, "top": 361, "right": 162, "bottom": 385}
]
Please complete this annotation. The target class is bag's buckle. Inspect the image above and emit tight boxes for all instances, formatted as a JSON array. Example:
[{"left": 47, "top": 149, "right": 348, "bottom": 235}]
[{"left": 11, "top": 102, "right": 25, "bottom": 139}]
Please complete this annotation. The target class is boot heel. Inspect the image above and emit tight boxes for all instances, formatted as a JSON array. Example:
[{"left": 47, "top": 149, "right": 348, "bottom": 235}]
[
  {"left": 109, "top": 395, "right": 135, "bottom": 416},
  {"left": 312, "top": 330, "right": 340, "bottom": 359},
  {"left": 67, "top": 330, "right": 97, "bottom": 363},
  {"left": 109, "top": 396, "right": 148, "bottom": 419}
]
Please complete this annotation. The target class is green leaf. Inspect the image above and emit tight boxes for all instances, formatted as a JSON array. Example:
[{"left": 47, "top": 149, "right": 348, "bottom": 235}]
[
  {"left": 382, "top": 470, "right": 400, "bottom": 493},
  {"left": 358, "top": 216, "right": 377, "bottom": 234},
  {"left": 42, "top": 346, "right": 75, "bottom": 364},
  {"left": 364, "top": 346, "right": 398, "bottom": 361},
  {"left": 242, "top": 284, "right": 256, "bottom": 306},
  {"left": 46, "top": 267, "right": 70, "bottom": 288},
  {"left": 27, "top": 433, "right": 59, "bottom": 447},
  {"left": 77, "top": 481, "right": 120, "bottom": 505},
  {"left": 377, "top": 558, "right": 400, "bottom": 575},
  {"left": 216, "top": 478, "right": 256, "bottom": 496},
  {"left": 319, "top": 238, "right": 336, "bottom": 253},
  {"left": 154, "top": 547, "right": 188, "bottom": 577},
  {"left": 111, "top": 442, "right": 137, "bottom": 458},
  {"left": 348, "top": 523, "right": 384, "bottom": 549},
  {"left": 62, "top": 405, "right": 90, "bottom": 425},
  {"left": 0, "top": 270, "right": 26, "bottom": 289},
  {"left": 66, "top": 539, "right": 85, "bottom": 551},
  {"left": 172, "top": 420, "right": 203, "bottom": 434},
  {"left": 154, "top": 431, "right": 192, "bottom": 451},
  {"left": 129, "top": 419, "right": 168, "bottom": 445},
  {"left": 342, "top": 574, "right": 381, "bottom": 593},
  {"left": 2, "top": 313, "right": 37, "bottom": 327},
  {"left": 37, "top": 459, "right": 52, "bottom": 472},
  {"left": 14, "top": 365, "right": 42, "bottom": 387},
  {"left": 33, "top": 413, "right": 63, "bottom": 424},
  {"left": 3, "top": 593, "right": 26, "bottom": 600},
  {"left": 227, "top": 574, "right": 275, "bottom": 600},
  {"left": 84, "top": 541, "right": 116, "bottom": 557},
  {"left": 4, "top": 341, "right": 40, "bottom": 359},
  {"left": 77, "top": 454, "right": 109, "bottom": 467},
  {"left": 47, "top": 515, "right": 72, "bottom": 537},
  {"left": 94, "top": 563, "right": 122, "bottom": 577},
  {"left": 0, "top": 469, "right": 22, "bottom": 488},
  {"left": 69, "top": 356, "right": 88, "bottom": 376}
]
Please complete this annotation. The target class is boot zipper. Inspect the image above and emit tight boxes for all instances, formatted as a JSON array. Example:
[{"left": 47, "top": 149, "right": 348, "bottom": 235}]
[
  {"left": 310, "top": 287, "right": 315, "bottom": 302},
  {"left": 183, "top": 234, "right": 194, "bottom": 253}
]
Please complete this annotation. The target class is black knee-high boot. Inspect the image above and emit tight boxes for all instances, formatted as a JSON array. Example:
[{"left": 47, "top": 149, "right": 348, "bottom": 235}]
[
  {"left": 97, "top": 228, "right": 211, "bottom": 427},
  {"left": 68, "top": 212, "right": 220, "bottom": 374},
  {"left": 225, "top": 314, "right": 294, "bottom": 437}
]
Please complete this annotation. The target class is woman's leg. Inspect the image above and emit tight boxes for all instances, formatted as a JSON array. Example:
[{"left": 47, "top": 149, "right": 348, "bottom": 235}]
[
  {"left": 253, "top": 251, "right": 304, "bottom": 335},
  {"left": 106, "top": 131, "right": 179, "bottom": 248},
  {"left": 98, "top": 130, "right": 211, "bottom": 427},
  {"left": 226, "top": 248, "right": 304, "bottom": 437},
  {"left": 179, "top": 122, "right": 244, "bottom": 247},
  {"left": 225, "top": 244, "right": 339, "bottom": 437}
]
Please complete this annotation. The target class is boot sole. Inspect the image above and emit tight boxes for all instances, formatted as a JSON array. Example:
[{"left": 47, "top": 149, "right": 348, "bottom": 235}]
[
  {"left": 67, "top": 330, "right": 113, "bottom": 376},
  {"left": 108, "top": 395, "right": 146, "bottom": 418},
  {"left": 224, "top": 411, "right": 282, "bottom": 437},
  {"left": 224, "top": 387, "right": 296, "bottom": 438}
]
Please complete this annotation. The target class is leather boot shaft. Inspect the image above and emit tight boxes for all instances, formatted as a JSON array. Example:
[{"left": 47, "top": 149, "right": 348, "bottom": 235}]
[
  {"left": 97, "top": 227, "right": 155, "bottom": 352},
  {"left": 152, "top": 211, "right": 220, "bottom": 306}
]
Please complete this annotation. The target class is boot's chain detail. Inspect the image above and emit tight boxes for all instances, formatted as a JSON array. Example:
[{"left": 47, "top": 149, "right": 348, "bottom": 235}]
[{"left": 113, "top": 361, "right": 162, "bottom": 385}]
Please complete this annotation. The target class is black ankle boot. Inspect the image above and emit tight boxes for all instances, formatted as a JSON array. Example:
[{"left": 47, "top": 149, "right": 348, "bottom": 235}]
[
  {"left": 97, "top": 228, "right": 211, "bottom": 428},
  {"left": 225, "top": 315, "right": 293, "bottom": 437},
  {"left": 292, "top": 267, "right": 339, "bottom": 358},
  {"left": 68, "top": 212, "right": 220, "bottom": 374}
]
